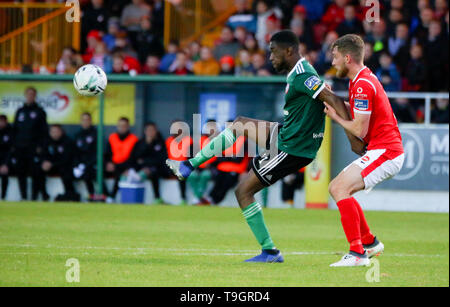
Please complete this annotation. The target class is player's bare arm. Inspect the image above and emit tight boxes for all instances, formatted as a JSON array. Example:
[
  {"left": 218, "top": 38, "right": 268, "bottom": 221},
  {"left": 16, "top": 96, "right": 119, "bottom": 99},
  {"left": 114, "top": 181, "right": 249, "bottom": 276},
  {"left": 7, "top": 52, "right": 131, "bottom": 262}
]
[
  {"left": 323, "top": 101, "right": 370, "bottom": 139},
  {"left": 317, "top": 87, "right": 367, "bottom": 155}
]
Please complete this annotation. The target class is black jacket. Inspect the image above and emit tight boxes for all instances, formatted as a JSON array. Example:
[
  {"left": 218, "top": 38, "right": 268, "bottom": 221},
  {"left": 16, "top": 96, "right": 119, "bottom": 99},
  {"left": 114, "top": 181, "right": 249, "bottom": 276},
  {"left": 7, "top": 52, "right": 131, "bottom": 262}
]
[
  {"left": 74, "top": 126, "right": 97, "bottom": 167},
  {"left": 43, "top": 135, "right": 75, "bottom": 170},
  {"left": 130, "top": 137, "right": 167, "bottom": 170},
  {"left": 0, "top": 124, "right": 13, "bottom": 165},
  {"left": 13, "top": 102, "right": 48, "bottom": 149}
]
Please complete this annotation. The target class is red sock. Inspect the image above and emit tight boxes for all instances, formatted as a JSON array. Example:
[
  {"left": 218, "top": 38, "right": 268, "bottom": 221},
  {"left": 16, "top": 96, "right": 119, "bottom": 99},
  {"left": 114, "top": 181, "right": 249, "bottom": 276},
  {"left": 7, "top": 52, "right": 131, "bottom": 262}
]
[
  {"left": 337, "top": 198, "right": 364, "bottom": 254},
  {"left": 352, "top": 198, "right": 375, "bottom": 245}
]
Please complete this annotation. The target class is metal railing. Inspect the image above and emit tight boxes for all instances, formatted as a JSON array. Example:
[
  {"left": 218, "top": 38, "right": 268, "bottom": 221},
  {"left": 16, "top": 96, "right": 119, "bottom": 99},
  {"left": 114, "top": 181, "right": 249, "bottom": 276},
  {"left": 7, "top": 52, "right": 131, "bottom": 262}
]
[
  {"left": 164, "top": 0, "right": 237, "bottom": 48},
  {"left": 0, "top": 3, "right": 80, "bottom": 72},
  {"left": 0, "top": 74, "right": 447, "bottom": 126}
]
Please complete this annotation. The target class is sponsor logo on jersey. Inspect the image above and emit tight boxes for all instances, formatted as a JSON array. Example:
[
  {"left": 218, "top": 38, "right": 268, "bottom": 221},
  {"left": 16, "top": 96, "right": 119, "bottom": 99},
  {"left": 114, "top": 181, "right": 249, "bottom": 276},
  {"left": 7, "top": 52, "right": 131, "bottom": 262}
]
[
  {"left": 354, "top": 99, "right": 369, "bottom": 110},
  {"left": 313, "top": 132, "right": 324, "bottom": 139},
  {"left": 304, "top": 76, "right": 322, "bottom": 91}
]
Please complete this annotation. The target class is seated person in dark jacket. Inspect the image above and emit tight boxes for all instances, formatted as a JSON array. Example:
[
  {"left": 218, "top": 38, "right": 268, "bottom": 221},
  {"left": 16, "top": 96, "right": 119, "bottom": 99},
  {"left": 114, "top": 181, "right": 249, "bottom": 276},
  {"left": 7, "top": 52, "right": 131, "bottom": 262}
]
[
  {"left": 128, "top": 122, "right": 168, "bottom": 204},
  {"left": 41, "top": 125, "right": 76, "bottom": 198},
  {"left": 0, "top": 115, "right": 13, "bottom": 200},
  {"left": 73, "top": 112, "right": 98, "bottom": 200},
  {"left": 105, "top": 117, "right": 139, "bottom": 201}
]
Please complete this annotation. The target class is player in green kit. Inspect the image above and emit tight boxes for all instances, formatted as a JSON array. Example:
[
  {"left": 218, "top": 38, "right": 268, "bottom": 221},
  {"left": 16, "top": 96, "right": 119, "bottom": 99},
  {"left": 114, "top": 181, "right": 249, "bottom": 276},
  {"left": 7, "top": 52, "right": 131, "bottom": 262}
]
[{"left": 167, "top": 30, "right": 364, "bottom": 263}]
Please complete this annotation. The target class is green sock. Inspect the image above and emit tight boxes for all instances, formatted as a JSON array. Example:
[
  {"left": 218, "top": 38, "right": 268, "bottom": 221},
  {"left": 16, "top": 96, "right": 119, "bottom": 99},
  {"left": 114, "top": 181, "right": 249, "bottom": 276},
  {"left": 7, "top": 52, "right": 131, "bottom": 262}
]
[
  {"left": 189, "top": 128, "right": 236, "bottom": 168},
  {"left": 242, "top": 202, "right": 275, "bottom": 250}
]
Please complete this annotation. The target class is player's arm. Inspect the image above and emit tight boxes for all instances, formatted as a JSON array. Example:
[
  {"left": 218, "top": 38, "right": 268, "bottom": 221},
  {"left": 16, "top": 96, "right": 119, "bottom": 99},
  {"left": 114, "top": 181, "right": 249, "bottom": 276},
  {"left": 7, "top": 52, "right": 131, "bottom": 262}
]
[
  {"left": 317, "top": 87, "right": 367, "bottom": 156},
  {"left": 323, "top": 102, "right": 370, "bottom": 139}
]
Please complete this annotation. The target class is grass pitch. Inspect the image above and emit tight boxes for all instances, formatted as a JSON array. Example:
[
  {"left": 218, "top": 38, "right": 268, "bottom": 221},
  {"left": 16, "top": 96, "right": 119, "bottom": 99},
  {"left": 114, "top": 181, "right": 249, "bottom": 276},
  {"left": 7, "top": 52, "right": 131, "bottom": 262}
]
[{"left": 0, "top": 202, "right": 448, "bottom": 287}]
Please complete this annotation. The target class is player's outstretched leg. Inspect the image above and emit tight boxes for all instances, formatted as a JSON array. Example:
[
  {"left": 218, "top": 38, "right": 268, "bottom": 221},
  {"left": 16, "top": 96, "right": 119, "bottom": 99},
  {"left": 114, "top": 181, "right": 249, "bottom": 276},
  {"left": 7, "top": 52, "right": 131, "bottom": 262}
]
[
  {"left": 235, "top": 170, "right": 284, "bottom": 263},
  {"left": 166, "top": 117, "right": 271, "bottom": 181}
]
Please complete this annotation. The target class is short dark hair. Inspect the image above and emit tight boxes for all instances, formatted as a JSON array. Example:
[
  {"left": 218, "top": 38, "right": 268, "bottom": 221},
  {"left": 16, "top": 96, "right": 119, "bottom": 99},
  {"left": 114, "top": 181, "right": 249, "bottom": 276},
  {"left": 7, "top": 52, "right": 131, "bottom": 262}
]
[
  {"left": 50, "top": 124, "right": 63, "bottom": 131},
  {"left": 331, "top": 34, "right": 365, "bottom": 63},
  {"left": 81, "top": 112, "right": 92, "bottom": 118},
  {"left": 270, "top": 30, "right": 299, "bottom": 51},
  {"left": 118, "top": 117, "right": 130, "bottom": 124},
  {"left": 0, "top": 114, "right": 7, "bottom": 122},
  {"left": 25, "top": 86, "right": 37, "bottom": 94}
]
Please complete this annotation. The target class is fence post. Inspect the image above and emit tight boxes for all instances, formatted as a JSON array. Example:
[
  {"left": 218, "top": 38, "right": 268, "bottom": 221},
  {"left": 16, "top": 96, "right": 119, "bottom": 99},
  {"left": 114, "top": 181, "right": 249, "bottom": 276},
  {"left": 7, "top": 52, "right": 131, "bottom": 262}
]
[{"left": 425, "top": 95, "right": 431, "bottom": 126}]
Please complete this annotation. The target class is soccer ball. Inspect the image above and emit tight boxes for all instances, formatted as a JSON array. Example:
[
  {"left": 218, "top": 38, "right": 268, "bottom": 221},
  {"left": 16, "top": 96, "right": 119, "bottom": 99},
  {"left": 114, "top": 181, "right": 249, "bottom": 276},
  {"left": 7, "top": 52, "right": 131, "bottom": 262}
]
[{"left": 73, "top": 64, "right": 108, "bottom": 97}]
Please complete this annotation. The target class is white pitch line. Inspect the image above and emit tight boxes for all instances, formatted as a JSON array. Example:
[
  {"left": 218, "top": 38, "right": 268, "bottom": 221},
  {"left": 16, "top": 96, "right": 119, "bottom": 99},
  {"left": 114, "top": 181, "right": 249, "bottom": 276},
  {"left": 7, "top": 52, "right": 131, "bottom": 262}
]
[{"left": 0, "top": 243, "right": 446, "bottom": 258}]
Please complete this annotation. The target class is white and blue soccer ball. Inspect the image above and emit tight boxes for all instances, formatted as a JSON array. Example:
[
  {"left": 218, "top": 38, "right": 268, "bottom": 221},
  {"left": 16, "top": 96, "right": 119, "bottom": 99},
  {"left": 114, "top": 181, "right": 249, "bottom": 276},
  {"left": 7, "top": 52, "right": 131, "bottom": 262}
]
[{"left": 73, "top": 64, "right": 108, "bottom": 97}]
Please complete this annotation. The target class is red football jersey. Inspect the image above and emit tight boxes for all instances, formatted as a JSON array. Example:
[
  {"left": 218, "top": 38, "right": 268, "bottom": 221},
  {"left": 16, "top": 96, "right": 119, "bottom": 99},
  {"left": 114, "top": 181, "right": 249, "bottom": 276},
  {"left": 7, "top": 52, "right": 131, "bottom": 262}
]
[{"left": 349, "top": 66, "right": 404, "bottom": 152}]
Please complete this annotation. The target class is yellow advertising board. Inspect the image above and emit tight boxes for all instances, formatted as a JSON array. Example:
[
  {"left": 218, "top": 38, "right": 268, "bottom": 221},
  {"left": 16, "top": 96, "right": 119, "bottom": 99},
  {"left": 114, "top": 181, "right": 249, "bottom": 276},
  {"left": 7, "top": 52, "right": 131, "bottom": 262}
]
[
  {"left": 0, "top": 81, "right": 135, "bottom": 125},
  {"left": 305, "top": 116, "right": 332, "bottom": 209}
]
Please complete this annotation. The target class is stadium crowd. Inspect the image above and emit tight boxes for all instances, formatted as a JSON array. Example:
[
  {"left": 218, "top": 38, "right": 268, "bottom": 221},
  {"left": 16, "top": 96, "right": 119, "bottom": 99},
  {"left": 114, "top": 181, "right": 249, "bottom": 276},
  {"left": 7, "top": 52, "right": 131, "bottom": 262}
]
[
  {"left": 0, "top": 87, "right": 305, "bottom": 204},
  {"left": 3, "top": 0, "right": 449, "bottom": 123}
]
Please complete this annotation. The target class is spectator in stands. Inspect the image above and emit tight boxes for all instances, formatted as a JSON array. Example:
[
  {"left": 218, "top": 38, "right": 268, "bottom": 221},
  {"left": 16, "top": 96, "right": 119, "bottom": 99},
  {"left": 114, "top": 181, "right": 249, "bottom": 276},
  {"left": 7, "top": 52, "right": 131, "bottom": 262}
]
[
  {"left": 129, "top": 122, "right": 168, "bottom": 204},
  {"left": 251, "top": 53, "right": 270, "bottom": 75},
  {"left": 316, "top": 31, "right": 338, "bottom": 75},
  {"left": 404, "top": 44, "right": 427, "bottom": 91},
  {"left": 102, "top": 17, "right": 121, "bottom": 52},
  {"left": 193, "top": 47, "right": 220, "bottom": 76},
  {"left": 297, "top": 0, "right": 329, "bottom": 21},
  {"left": 363, "top": 40, "right": 380, "bottom": 73},
  {"left": 242, "top": 33, "right": 262, "bottom": 56},
  {"left": 81, "top": 0, "right": 108, "bottom": 51},
  {"left": 376, "top": 53, "right": 402, "bottom": 92},
  {"left": 386, "top": 9, "right": 405, "bottom": 35},
  {"left": 366, "top": 18, "right": 388, "bottom": 54},
  {"left": 235, "top": 49, "right": 255, "bottom": 76},
  {"left": 90, "top": 42, "right": 113, "bottom": 73},
  {"left": 120, "top": 0, "right": 152, "bottom": 49},
  {"left": 12, "top": 87, "right": 48, "bottom": 201},
  {"left": 435, "top": 0, "right": 448, "bottom": 20},
  {"left": 112, "top": 53, "right": 127, "bottom": 74},
  {"left": 83, "top": 30, "right": 102, "bottom": 63},
  {"left": 159, "top": 40, "right": 179, "bottom": 73},
  {"left": 336, "top": 4, "right": 364, "bottom": 36},
  {"left": 105, "top": 117, "right": 139, "bottom": 202},
  {"left": 214, "top": 26, "right": 242, "bottom": 60},
  {"left": 414, "top": 7, "right": 435, "bottom": 44},
  {"left": 41, "top": 125, "right": 77, "bottom": 201},
  {"left": 111, "top": 49, "right": 141, "bottom": 75},
  {"left": 169, "top": 51, "right": 193, "bottom": 75},
  {"left": 227, "top": 0, "right": 257, "bottom": 33},
  {"left": 263, "top": 14, "right": 282, "bottom": 49},
  {"left": 113, "top": 30, "right": 139, "bottom": 60},
  {"left": 73, "top": 112, "right": 98, "bottom": 202},
  {"left": 321, "top": 0, "right": 348, "bottom": 32},
  {"left": 0, "top": 115, "right": 12, "bottom": 200},
  {"left": 151, "top": 0, "right": 165, "bottom": 39},
  {"left": 165, "top": 120, "right": 192, "bottom": 205},
  {"left": 424, "top": 20, "right": 449, "bottom": 91},
  {"left": 56, "top": 47, "right": 83, "bottom": 75},
  {"left": 187, "top": 41, "right": 201, "bottom": 62},
  {"left": 255, "top": 0, "right": 283, "bottom": 50},
  {"left": 219, "top": 55, "right": 235, "bottom": 75},
  {"left": 431, "top": 97, "right": 449, "bottom": 124},
  {"left": 290, "top": 5, "right": 314, "bottom": 50},
  {"left": 234, "top": 26, "right": 248, "bottom": 46},
  {"left": 391, "top": 97, "right": 416, "bottom": 123},
  {"left": 142, "top": 55, "right": 161, "bottom": 75},
  {"left": 136, "top": 15, "right": 165, "bottom": 64},
  {"left": 389, "top": 23, "right": 411, "bottom": 75}
]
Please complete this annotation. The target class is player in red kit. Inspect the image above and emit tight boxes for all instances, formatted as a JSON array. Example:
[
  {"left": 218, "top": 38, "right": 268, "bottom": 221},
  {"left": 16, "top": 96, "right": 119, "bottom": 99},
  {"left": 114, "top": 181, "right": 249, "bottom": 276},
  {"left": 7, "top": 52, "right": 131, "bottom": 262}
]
[{"left": 323, "top": 34, "right": 404, "bottom": 267}]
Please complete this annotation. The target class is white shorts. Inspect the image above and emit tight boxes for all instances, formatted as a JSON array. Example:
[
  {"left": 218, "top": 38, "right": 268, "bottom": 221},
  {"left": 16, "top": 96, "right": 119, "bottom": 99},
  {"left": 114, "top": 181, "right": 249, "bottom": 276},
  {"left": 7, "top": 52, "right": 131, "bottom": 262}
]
[{"left": 344, "top": 149, "right": 405, "bottom": 191}]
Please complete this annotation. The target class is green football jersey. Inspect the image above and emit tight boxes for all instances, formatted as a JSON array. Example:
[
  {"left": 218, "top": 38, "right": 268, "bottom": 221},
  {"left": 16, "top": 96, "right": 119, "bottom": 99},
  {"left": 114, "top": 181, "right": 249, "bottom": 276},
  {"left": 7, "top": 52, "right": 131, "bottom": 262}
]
[{"left": 278, "top": 58, "right": 326, "bottom": 159}]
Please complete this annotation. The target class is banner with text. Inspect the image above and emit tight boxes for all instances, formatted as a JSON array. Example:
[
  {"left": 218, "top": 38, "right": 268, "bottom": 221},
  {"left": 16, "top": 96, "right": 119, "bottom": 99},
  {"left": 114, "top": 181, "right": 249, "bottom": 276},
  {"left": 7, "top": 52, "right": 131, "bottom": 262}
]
[{"left": 0, "top": 81, "right": 136, "bottom": 125}]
